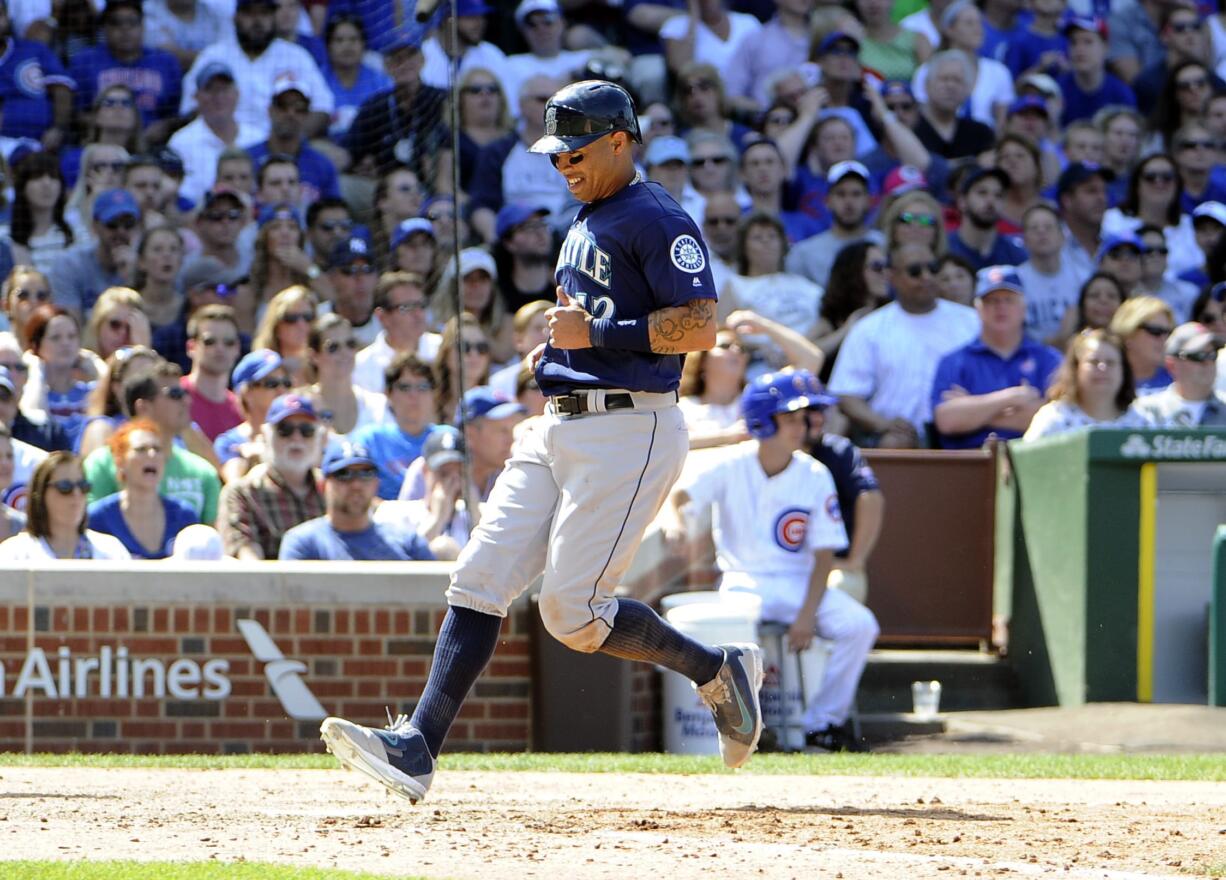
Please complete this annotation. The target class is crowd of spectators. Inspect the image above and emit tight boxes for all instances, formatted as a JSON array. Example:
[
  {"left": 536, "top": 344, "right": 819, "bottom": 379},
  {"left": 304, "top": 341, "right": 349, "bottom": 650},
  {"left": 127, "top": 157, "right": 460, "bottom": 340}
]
[{"left": 0, "top": 0, "right": 1223, "bottom": 562}]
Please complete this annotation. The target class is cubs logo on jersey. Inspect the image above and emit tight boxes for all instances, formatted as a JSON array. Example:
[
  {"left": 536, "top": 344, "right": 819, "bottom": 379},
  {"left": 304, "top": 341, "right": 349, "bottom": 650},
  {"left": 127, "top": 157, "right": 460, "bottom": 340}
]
[{"left": 773, "top": 507, "right": 809, "bottom": 553}]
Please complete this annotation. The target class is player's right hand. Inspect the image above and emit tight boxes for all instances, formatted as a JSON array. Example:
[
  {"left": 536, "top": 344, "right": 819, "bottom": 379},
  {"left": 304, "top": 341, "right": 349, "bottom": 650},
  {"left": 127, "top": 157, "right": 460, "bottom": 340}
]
[{"left": 527, "top": 342, "right": 547, "bottom": 369}]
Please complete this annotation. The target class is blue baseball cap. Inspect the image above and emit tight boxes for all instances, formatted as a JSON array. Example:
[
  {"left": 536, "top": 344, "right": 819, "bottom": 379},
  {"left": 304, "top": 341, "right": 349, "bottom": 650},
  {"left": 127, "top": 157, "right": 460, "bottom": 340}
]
[
  {"left": 266, "top": 393, "right": 320, "bottom": 425},
  {"left": 424, "top": 425, "right": 466, "bottom": 470},
  {"left": 1096, "top": 231, "right": 1143, "bottom": 263},
  {"left": 1062, "top": 14, "right": 1107, "bottom": 40},
  {"left": 93, "top": 188, "right": 141, "bottom": 223},
  {"left": 195, "top": 61, "right": 235, "bottom": 91},
  {"left": 0, "top": 366, "right": 15, "bottom": 396},
  {"left": 328, "top": 235, "right": 374, "bottom": 269},
  {"left": 494, "top": 203, "right": 549, "bottom": 241},
  {"left": 644, "top": 135, "right": 690, "bottom": 168},
  {"left": 457, "top": 386, "right": 526, "bottom": 425},
  {"left": 391, "top": 217, "right": 435, "bottom": 251},
  {"left": 880, "top": 80, "right": 912, "bottom": 100},
  {"left": 815, "top": 30, "right": 860, "bottom": 57},
  {"left": 231, "top": 349, "right": 283, "bottom": 389},
  {"left": 257, "top": 202, "right": 302, "bottom": 228},
  {"left": 1007, "top": 95, "right": 1049, "bottom": 118},
  {"left": 975, "top": 265, "right": 1026, "bottom": 299},
  {"left": 322, "top": 440, "right": 377, "bottom": 476},
  {"left": 451, "top": 0, "right": 492, "bottom": 14},
  {"left": 1056, "top": 161, "right": 1114, "bottom": 198}
]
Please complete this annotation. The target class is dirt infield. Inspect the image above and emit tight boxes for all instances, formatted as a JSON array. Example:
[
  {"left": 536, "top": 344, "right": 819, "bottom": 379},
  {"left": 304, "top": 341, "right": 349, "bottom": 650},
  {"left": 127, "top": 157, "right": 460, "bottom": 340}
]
[{"left": 1, "top": 767, "right": 1224, "bottom": 879}]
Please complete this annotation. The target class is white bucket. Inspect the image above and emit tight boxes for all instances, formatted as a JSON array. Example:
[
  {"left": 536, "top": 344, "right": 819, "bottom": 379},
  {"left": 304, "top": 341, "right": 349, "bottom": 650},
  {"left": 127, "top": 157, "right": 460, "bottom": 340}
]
[
  {"left": 759, "top": 630, "right": 832, "bottom": 750},
  {"left": 660, "top": 594, "right": 761, "bottom": 755}
]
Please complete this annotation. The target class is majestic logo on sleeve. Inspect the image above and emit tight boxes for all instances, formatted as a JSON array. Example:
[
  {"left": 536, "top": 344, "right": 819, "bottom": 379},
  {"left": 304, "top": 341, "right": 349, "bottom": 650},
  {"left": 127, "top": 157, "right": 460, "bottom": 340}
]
[
  {"left": 773, "top": 507, "right": 810, "bottom": 552},
  {"left": 825, "top": 493, "right": 842, "bottom": 522},
  {"left": 558, "top": 228, "right": 613, "bottom": 288},
  {"left": 670, "top": 234, "right": 706, "bottom": 273}
]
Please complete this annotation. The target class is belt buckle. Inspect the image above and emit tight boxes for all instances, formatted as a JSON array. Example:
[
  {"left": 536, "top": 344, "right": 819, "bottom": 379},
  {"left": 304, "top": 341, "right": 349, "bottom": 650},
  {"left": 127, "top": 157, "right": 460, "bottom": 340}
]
[{"left": 555, "top": 395, "right": 580, "bottom": 416}]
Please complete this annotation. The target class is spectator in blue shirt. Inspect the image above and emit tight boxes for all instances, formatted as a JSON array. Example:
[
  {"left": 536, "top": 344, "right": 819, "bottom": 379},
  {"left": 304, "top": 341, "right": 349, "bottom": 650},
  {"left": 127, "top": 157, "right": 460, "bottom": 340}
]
[
  {"left": 278, "top": 440, "right": 434, "bottom": 561},
  {"left": 0, "top": 1, "right": 73, "bottom": 147},
  {"left": 68, "top": 0, "right": 182, "bottom": 142},
  {"left": 321, "top": 13, "right": 392, "bottom": 140},
  {"left": 350, "top": 350, "right": 438, "bottom": 499},
  {"left": 248, "top": 79, "right": 341, "bottom": 209},
  {"left": 1056, "top": 17, "right": 1136, "bottom": 126},
  {"left": 932, "top": 266, "right": 1062, "bottom": 449},
  {"left": 947, "top": 167, "right": 1029, "bottom": 271},
  {"left": 273, "top": 0, "right": 327, "bottom": 70},
  {"left": 1002, "top": 0, "right": 1067, "bottom": 79}
]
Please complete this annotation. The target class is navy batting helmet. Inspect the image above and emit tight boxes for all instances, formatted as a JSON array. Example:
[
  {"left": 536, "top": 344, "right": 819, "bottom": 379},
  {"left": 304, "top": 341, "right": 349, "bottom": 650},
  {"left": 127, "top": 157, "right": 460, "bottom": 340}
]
[
  {"left": 528, "top": 80, "right": 642, "bottom": 155},
  {"left": 740, "top": 370, "right": 838, "bottom": 439}
]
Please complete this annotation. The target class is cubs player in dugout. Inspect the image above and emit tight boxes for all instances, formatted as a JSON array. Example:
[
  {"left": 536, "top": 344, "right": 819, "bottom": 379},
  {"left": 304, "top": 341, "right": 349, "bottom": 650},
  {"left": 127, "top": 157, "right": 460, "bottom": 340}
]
[
  {"left": 322, "top": 80, "right": 765, "bottom": 803},
  {"left": 666, "top": 371, "right": 880, "bottom": 751}
]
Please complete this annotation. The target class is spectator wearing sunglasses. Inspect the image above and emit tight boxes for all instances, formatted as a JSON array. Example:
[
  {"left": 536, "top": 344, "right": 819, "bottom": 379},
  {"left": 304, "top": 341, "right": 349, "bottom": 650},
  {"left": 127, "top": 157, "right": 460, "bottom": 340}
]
[
  {"left": 181, "top": 305, "right": 244, "bottom": 442},
  {"left": 353, "top": 271, "right": 439, "bottom": 395},
  {"left": 1136, "top": 224, "right": 1199, "bottom": 322},
  {"left": 84, "top": 363, "right": 221, "bottom": 523},
  {"left": 78, "top": 344, "right": 160, "bottom": 460},
  {"left": 1134, "top": 322, "right": 1226, "bottom": 426},
  {"left": 86, "top": 418, "right": 201, "bottom": 559},
  {"left": 64, "top": 144, "right": 132, "bottom": 243},
  {"left": 1109, "top": 295, "right": 1177, "bottom": 396},
  {"left": 0, "top": 265, "right": 52, "bottom": 349},
  {"left": 0, "top": 452, "right": 130, "bottom": 561},
  {"left": 278, "top": 440, "right": 433, "bottom": 561},
  {"left": 217, "top": 392, "right": 325, "bottom": 560},
  {"left": 303, "top": 313, "right": 387, "bottom": 437},
  {"left": 305, "top": 197, "right": 357, "bottom": 271},
  {"left": 828, "top": 240, "right": 981, "bottom": 447},
  {"left": 83, "top": 287, "right": 152, "bottom": 364},
  {"left": 325, "top": 236, "right": 380, "bottom": 347},
  {"left": 493, "top": 202, "right": 558, "bottom": 313},
  {"left": 214, "top": 349, "right": 294, "bottom": 484},
  {"left": 153, "top": 256, "right": 247, "bottom": 373},
  {"left": 185, "top": 189, "right": 253, "bottom": 288},
  {"left": 350, "top": 352, "right": 438, "bottom": 500},
  {"left": 48, "top": 189, "right": 141, "bottom": 322}
]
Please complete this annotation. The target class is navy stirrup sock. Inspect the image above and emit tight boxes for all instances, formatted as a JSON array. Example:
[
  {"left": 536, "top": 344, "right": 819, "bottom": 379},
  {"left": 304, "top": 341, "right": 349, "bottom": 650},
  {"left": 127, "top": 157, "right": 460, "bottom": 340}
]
[
  {"left": 409, "top": 606, "right": 503, "bottom": 758},
  {"left": 599, "top": 598, "right": 725, "bottom": 685}
]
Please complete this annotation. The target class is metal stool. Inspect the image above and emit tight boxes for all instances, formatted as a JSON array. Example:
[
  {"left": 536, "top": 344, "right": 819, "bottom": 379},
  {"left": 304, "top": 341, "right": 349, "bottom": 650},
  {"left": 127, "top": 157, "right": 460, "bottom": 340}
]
[{"left": 757, "top": 621, "right": 810, "bottom": 752}]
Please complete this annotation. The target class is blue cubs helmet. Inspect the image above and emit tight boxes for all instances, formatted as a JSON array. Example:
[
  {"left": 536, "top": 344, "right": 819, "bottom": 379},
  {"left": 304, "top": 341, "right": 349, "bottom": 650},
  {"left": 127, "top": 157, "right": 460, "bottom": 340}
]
[
  {"left": 740, "top": 370, "right": 838, "bottom": 439},
  {"left": 529, "top": 79, "right": 642, "bottom": 155}
]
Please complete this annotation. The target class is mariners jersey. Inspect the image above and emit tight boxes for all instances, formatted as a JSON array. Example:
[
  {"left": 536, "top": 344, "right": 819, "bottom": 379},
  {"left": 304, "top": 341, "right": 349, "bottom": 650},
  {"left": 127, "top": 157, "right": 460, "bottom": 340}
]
[
  {"left": 537, "top": 178, "right": 717, "bottom": 395},
  {"left": 679, "top": 442, "right": 848, "bottom": 588}
]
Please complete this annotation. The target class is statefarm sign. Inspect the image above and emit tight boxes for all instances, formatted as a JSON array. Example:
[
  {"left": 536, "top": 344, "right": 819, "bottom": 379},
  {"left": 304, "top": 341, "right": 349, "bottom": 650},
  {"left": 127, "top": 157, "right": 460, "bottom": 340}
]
[
  {"left": 1119, "top": 433, "right": 1226, "bottom": 460},
  {"left": 0, "top": 619, "right": 326, "bottom": 720}
]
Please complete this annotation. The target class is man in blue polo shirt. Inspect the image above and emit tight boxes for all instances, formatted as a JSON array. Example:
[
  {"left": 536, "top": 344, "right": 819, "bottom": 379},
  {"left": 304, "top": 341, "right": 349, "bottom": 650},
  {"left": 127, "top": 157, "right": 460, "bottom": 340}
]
[
  {"left": 247, "top": 77, "right": 341, "bottom": 208},
  {"left": 947, "top": 167, "right": 1029, "bottom": 271},
  {"left": 931, "top": 266, "right": 1063, "bottom": 449}
]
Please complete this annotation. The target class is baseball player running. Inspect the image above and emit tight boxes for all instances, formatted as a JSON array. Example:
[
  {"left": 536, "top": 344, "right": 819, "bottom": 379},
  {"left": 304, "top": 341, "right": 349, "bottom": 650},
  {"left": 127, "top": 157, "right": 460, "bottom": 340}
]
[
  {"left": 321, "top": 80, "right": 764, "bottom": 803},
  {"left": 666, "top": 371, "right": 879, "bottom": 749}
]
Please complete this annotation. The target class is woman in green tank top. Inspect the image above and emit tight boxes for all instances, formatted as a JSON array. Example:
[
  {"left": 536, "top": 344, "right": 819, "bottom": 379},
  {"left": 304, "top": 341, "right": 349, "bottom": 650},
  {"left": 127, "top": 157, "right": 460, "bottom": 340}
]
[{"left": 855, "top": 0, "right": 932, "bottom": 81}]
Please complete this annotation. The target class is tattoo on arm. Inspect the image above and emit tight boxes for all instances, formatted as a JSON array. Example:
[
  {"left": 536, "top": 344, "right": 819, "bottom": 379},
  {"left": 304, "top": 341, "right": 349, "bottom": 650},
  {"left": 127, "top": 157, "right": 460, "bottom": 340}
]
[{"left": 649, "top": 298, "right": 715, "bottom": 354}]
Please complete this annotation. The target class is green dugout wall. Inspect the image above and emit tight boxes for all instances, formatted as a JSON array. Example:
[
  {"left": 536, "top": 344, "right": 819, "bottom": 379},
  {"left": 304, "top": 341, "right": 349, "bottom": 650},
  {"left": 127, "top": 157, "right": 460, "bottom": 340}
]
[{"left": 1004, "top": 428, "right": 1226, "bottom": 707}]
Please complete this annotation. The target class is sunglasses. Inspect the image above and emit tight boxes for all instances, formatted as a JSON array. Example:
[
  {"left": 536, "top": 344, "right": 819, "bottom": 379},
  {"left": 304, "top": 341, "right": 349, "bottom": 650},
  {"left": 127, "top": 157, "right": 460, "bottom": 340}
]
[
  {"left": 90, "top": 161, "right": 127, "bottom": 174},
  {"left": 282, "top": 311, "right": 314, "bottom": 324},
  {"left": 161, "top": 386, "right": 188, "bottom": 400},
  {"left": 461, "top": 340, "right": 490, "bottom": 355},
  {"left": 317, "top": 219, "right": 353, "bottom": 232},
  {"left": 322, "top": 338, "right": 359, "bottom": 354},
  {"left": 395, "top": 183, "right": 423, "bottom": 195},
  {"left": 1141, "top": 170, "right": 1176, "bottom": 184},
  {"left": 393, "top": 380, "right": 433, "bottom": 393},
  {"left": 275, "top": 421, "right": 318, "bottom": 439},
  {"left": 902, "top": 260, "right": 940, "bottom": 278},
  {"left": 1178, "top": 139, "right": 1215, "bottom": 151},
  {"left": 254, "top": 377, "right": 292, "bottom": 390},
  {"left": 1169, "top": 20, "right": 1200, "bottom": 33},
  {"left": 50, "top": 478, "right": 92, "bottom": 495},
  {"left": 866, "top": 259, "right": 887, "bottom": 272},
  {"left": 1139, "top": 323, "right": 1173, "bottom": 337},
  {"left": 105, "top": 217, "right": 138, "bottom": 231},
  {"left": 462, "top": 83, "right": 499, "bottom": 96},
  {"left": 1176, "top": 349, "right": 1218, "bottom": 363},
  {"left": 885, "top": 101, "right": 916, "bottom": 113},
  {"left": 106, "top": 318, "right": 130, "bottom": 332},
  {"left": 1105, "top": 248, "right": 1140, "bottom": 260},
  {"left": 339, "top": 264, "right": 375, "bottom": 276},
  {"left": 100, "top": 96, "right": 134, "bottom": 108},
  {"left": 1142, "top": 245, "right": 1169, "bottom": 256},
  {"left": 203, "top": 209, "right": 244, "bottom": 222},
  {"left": 13, "top": 288, "right": 50, "bottom": 302},
  {"left": 0, "top": 359, "right": 27, "bottom": 374},
  {"left": 388, "top": 301, "right": 427, "bottom": 314},
  {"left": 824, "top": 44, "right": 858, "bottom": 57},
  {"left": 331, "top": 467, "right": 378, "bottom": 482},
  {"left": 898, "top": 212, "right": 937, "bottom": 226},
  {"left": 690, "top": 155, "right": 730, "bottom": 168},
  {"left": 1176, "top": 77, "right": 1209, "bottom": 91},
  {"left": 549, "top": 151, "right": 587, "bottom": 168},
  {"left": 199, "top": 334, "right": 239, "bottom": 348}
]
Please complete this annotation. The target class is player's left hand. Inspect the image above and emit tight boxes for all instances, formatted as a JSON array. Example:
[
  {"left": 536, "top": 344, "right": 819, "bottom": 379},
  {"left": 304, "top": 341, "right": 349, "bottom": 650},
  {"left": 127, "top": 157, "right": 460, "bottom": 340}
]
[
  {"left": 546, "top": 287, "right": 592, "bottom": 350},
  {"left": 786, "top": 615, "right": 818, "bottom": 653}
]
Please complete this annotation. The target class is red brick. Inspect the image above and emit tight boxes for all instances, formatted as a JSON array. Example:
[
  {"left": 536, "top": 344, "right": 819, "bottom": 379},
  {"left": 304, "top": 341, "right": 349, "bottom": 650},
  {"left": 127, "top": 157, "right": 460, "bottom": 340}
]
[
  {"left": 91, "top": 608, "right": 108, "bottom": 630},
  {"left": 335, "top": 610, "right": 350, "bottom": 634},
  {"left": 71, "top": 608, "right": 88, "bottom": 631},
  {"left": 153, "top": 608, "right": 169, "bottom": 631},
  {"left": 488, "top": 703, "right": 529, "bottom": 719},
  {"left": 312, "top": 680, "right": 355, "bottom": 697},
  {"left": 274, "top": 609, "right": 290, "bottom": 633},
  {"left": 458, "top": 703, "right": 486, "bottom": 719},
  {"left": 122, "top": 721, "right": 177, "bottom": 738},
  {"left": 228, "top": 679, "right": 268, "bottom": 697},
  {"left": 226, "top": 659, "right": 251, "bottom": 675},
  {"left": 223, "top": 701, "right": 250, "bottom": 717},
  {"left": 374, "top": 610, "right": 390, "bottom": 634},
  {"left": 0, "top": 636, "right": 28, "bottom": 651},
  {"left": 294, "top": 609, "right": 310, "bottom": 633},
  {"left": 358, "top": 639, "right": 382, "bottom": 656},
  {"left": 135, "top": 702, "right": 159, "bottom": 717},
  {"left": 353, "top": 610, "right": 370, "bottom": 634},
  {"left": 173, "top": 609, "right": 189, "bottom": 633},
  {"left": 393, "top": 611, "right": 410, "bottom": 634},
  {"left": 13, "top": 607, "right": 27, "bottom": 629},
  {"left": 0, "top": 721, "right": 24, "bottom": 737},
  {"left": 473, "top": 722, "right": 527, "bottom": 740},
  {"left": 399, "top": 660, "right": 427, "bottom": 677},
  {"left": 250, "top": 700, "right": 286, "bottom": 718},
  {"left": 182, "top": 722, "right": 204, "bottom": 738},
  {"left": 498, "top": 640, "right": 530, "bottom": 655},
  {"left": 358, "top": 681, "right": 382, "bottom": 697},
  {"left": 268, "top": 722, "right": 293, "bottom": 739},
  {"left": 52, "top": 608, "right": 69, "bottom": 630},
  {"left": 33, "top": 702, "right": 70, "bottom": 717},
  {"left": 210, "top": 637, "right": 248, "bottom": 653},
  {"left": 213, "top": 608, "right": 231, "bottom": 633},
  {"left": 387, "top": 680, "right": 425, "bottom": 697},
  {"left": 0, "top": 606, "right": 8, "bottom": 630},
  {"left": 125, "top": 637, "right": 179, "bottom": 654},
  {"left": 488, "top": 660, "right": 530, "bottom": 677},
  {"left": 342, "top": 659, "right": 397, "bottom": 677},
  {"left": 297, "top": 638, "right": 353, "bottom": 655},
  {"left": 254, "top": 608, "right": 271, "bottom": 627},
  {"left": 113, "top": 608, "right": 129, "bottom": 631},
  {"left": 209, "top": 721, "right": 269, "bottom": 738},
  {"left": 193, "top": 608, "right": 209, "bottom": 632},
  {"left": 69, "top": 699, "right": 132, "bottom": 716},
  {"left": 338, "top": 701, "right": 392, "bottom": 718}
]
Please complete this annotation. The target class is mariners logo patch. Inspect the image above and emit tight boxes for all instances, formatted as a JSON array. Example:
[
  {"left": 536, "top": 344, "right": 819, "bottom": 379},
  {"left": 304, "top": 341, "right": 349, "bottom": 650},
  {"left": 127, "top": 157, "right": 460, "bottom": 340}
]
[
  {"left": 544, "top": 106, "right": 557, "bottom": 135},
  {"left": 773, "top": 507, "right": 809, "bottom": 553},
  {"left": 670, "top": 235, "right": 706, "bottom": 273}
]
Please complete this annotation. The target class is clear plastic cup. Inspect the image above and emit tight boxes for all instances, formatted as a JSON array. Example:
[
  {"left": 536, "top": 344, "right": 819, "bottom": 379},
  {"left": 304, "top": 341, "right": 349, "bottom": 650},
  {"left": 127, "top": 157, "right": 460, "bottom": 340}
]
[{"left": 911, "top": 680, "right": 942, "bottom": 719}]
